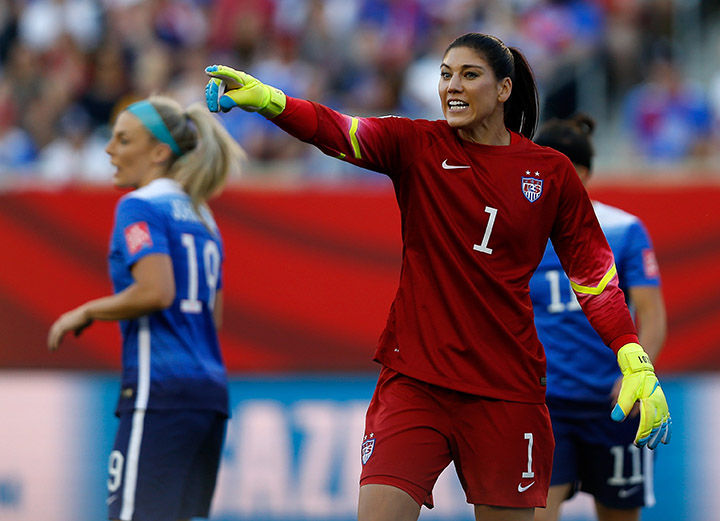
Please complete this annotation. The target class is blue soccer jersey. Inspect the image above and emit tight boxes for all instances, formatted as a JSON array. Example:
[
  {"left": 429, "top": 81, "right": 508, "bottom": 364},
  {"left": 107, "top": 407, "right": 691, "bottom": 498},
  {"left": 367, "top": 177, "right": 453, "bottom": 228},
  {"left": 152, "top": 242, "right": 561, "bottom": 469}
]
[
  {"left": 529, "top": 202, "right": 661, "bottom": 403},
  {"left": 108, "top": 178, "right": 228, "bottom": 415}
]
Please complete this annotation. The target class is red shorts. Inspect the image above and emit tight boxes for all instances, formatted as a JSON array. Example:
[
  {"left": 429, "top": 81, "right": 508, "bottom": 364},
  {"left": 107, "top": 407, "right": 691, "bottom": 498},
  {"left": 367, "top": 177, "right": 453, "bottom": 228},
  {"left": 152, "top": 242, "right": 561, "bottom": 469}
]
[{"left": 360, "top": 367, "right": 554, "bottom": 509}]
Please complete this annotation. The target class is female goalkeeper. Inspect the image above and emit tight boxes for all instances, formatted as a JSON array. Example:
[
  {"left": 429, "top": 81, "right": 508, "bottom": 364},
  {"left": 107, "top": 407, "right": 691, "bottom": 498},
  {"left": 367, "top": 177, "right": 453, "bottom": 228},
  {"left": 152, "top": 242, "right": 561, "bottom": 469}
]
[{"left": 205, "top": 32, "right": 671, "bottom": 521}]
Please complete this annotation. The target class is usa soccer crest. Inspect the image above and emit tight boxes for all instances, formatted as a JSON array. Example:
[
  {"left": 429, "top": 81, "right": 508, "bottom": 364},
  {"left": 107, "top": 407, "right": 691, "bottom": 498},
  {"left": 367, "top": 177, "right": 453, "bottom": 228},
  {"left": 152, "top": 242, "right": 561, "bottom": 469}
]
[
  {"left": 522, "top": 176, "right": 543, "bottom": 202},
  {"left": 361, "top": 435, "right": 376, "bottom": 465}
]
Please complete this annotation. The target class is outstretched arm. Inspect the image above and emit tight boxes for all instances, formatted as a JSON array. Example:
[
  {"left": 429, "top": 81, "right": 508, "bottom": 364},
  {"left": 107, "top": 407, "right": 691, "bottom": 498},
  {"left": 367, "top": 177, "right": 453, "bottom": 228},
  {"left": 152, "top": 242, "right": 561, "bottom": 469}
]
[{"left": 205, "top": 65, "right": 417, "bottom": 176}]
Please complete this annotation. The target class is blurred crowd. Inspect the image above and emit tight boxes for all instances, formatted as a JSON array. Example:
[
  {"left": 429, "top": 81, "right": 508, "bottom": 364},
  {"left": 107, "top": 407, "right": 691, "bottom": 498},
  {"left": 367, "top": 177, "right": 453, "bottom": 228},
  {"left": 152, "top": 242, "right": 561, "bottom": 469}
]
[{"left": 1, "top": 0, "right": 720, "bottom": 186}]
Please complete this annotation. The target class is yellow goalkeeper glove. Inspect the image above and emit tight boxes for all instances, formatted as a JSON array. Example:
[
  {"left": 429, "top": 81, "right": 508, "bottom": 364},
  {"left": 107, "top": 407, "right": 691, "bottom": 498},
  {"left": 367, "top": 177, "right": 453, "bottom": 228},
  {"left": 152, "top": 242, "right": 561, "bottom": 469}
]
[
  {"left": 204, "top": 65, "right": 286, "bottom": 118},
  {"left": 611, "top": 343, "right": 671, "bottom": 449}
]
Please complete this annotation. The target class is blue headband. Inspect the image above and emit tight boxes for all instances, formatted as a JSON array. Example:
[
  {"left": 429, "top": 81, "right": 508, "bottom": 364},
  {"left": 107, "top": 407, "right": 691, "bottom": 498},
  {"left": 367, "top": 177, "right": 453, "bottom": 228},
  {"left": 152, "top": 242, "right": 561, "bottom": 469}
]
[{"left": 126, "top": 100, "right": 183, "bottom": 156}]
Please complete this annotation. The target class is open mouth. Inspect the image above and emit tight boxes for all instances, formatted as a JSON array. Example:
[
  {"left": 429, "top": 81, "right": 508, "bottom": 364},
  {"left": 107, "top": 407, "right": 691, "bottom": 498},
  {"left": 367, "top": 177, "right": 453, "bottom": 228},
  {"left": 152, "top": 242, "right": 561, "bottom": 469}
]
[{"left": 447, "top": 100, "right": 469, "bottom": 112}]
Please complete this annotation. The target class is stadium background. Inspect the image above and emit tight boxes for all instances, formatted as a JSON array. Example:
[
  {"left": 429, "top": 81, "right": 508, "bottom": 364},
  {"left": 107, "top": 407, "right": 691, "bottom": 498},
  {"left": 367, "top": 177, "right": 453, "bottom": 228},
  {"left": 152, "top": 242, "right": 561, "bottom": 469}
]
[{"left": 2, "top": 1, "right": 720, "bottom": 520}]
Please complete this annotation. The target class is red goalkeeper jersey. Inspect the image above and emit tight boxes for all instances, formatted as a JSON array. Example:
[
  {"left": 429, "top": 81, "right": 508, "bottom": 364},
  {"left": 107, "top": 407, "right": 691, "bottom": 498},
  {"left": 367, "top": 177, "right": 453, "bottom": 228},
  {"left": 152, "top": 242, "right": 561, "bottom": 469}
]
[{"left": 274, "top": 98, "right": 638, "bottom": 403}]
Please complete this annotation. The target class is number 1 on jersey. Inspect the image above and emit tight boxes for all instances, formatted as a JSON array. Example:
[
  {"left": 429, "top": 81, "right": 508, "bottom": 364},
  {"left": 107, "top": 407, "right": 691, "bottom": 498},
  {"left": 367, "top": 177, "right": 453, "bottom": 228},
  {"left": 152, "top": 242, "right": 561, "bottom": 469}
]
[
  {"left": 523, "top": 432, "right": 535, "bottom": 478},
  {"left": 180, "top": 233, "right": 220, "bottom": 313},
  {"left": 473, "top": 206, "right": 498, "bottom": 255}
]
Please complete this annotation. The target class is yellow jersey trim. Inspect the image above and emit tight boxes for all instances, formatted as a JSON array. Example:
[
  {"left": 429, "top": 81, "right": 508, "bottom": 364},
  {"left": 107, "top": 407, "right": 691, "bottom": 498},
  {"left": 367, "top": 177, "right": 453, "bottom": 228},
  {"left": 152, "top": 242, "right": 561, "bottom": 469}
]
[
  {"left": 349, "top": 117, "right": 361, "bottom": 159},
  {"left": 570, "top": 264, "right": 617, "bottom": 295}
]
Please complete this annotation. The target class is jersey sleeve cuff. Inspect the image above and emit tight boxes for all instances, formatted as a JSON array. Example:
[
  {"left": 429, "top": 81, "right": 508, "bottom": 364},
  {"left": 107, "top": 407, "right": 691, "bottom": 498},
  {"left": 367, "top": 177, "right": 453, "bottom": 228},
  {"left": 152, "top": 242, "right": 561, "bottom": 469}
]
[{"left": 609, "top": 334, "right": 640, "bottom": 354}]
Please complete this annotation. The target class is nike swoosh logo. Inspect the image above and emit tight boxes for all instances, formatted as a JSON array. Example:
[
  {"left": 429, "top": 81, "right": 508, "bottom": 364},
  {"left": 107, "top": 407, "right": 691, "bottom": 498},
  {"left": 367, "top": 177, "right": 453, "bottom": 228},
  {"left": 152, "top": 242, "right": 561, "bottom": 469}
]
[
  {"left": 107, "top": 494, "right": 119, "bottom": 506},
  {"left": 517, "top": 481, "right": 535, "bottom": 493},
  {"left": 442, "top": 159, "right": 470, "bottom": 170},
  {"left": 618, "top": 485, "right": 641, "bottom": 498}
]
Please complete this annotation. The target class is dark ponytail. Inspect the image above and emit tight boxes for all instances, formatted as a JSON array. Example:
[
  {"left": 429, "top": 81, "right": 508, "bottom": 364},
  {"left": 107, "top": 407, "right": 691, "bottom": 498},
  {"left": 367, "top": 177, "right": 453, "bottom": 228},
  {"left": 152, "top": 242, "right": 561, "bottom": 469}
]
[
  {"left": 506, "top": 48, "right": 538, "bottom": 139},
  {"left": 445, "top": 33, "right": 539, "bottom": 138}
]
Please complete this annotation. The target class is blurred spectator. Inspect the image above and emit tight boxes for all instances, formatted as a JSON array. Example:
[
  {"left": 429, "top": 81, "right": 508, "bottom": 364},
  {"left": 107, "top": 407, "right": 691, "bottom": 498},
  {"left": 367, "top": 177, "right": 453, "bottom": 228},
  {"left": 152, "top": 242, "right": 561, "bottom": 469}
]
[
  {"left": 207, "top": 0, "right": 275, "bottom": 62},
  {"left": 79, "top": 43, "right": 130, "bottom": 129},
  {"left": 400, "top": 27, "right": 455, "bottom": 120},
  {"left": 710, "top": 72, "right": 720, "bottom": 137},
  {"left": 129, "top": 42, "right": 174, "bottom": 99},
  {"left": 336, "top": 23, "right": 402, "bottom": 114},
  {"left": 21, "top": 33, "right": 87, "bottom": 148},
  {"left": 17, "top": 0, "right": 102, "bottom": 52},
  {"left": 622, "top": 46, "right": 715, "bottom": 164},
  {"left": 230, "top": 36, "right": 320, "bottom": 162},
  {"left": 601, "top": 0, "right": 676, "bottom": 101},
  {"left": 516, "top": 0, "right": 606, "bottom": 120},
  {"left": 166, "top": 46, "right": 213, "bottom": 107},
  {"left": 601, "top": 1, "right": 646, "bottom": 99},
  {"left": 2, "top": 41, "right": 40, "bottom": 113},
  {"left": 0, "top": 0, "right": 19, "bottom": 64},
  {"left": 0, "top": 83, "right": 37, "bottom": 177},
  {"left": 102, "top": 0, "right": 157, "bottom": 55},
  {"left": 38, "top": 105, "right": 112, "bottom": 184},
  {"left": 0, "top": 0, "right": 719, "bottom": 183},
  {"left": 275, "top": 0, "right": 359, "bottom": 80},
  {"left": 358, "top": 0, "right": 430, "bottom": 69},
  {"left": 708, "top": 33, "right": 720, "bottom": 141},
  {"left": 420, "top": 0, "right": 485, "bottom": 29},
  {"left": 154, "top": 0, "right": 209, "bottom": 49}
]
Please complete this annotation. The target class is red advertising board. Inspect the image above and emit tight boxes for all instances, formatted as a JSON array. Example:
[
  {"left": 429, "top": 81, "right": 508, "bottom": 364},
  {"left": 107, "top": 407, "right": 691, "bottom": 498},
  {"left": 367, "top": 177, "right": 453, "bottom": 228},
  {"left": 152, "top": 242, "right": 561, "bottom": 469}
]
[{"left": 1, "top": 181, "right": 718, "bottom": 373}]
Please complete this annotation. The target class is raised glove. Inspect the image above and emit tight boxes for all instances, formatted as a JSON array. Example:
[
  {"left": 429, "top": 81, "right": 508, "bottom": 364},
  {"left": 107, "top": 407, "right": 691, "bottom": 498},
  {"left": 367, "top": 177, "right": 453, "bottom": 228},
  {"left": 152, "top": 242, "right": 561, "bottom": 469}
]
[
  {"left": 611, "top": 343, "right": 671, "bottom": 449},
  {"left": 205, "top": 65, "right": 286, "bottom": 118}
]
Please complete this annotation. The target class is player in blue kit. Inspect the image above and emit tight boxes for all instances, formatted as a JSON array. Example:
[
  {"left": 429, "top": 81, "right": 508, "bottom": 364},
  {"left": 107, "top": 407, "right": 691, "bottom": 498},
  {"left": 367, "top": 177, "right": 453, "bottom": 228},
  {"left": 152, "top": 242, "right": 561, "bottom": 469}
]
[
  {"left": 530, "top": 115, "right": 667, "bottom": 521},
  {"left": 48, "top": 95, "right": 245, "bottom": 521}
]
